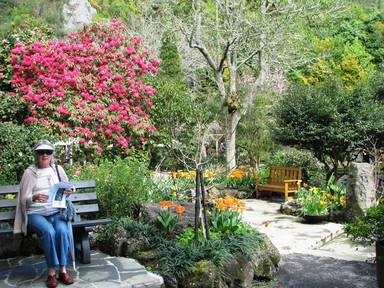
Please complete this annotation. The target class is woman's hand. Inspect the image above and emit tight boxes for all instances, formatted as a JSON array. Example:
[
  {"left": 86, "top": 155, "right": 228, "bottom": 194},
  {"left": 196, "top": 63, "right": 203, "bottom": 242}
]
[
  {"left": 33, "top": 193, "right": 49, "bottom": 203},
  {"left": 63, "top": 188, "right": 73, "bottom": 197}
]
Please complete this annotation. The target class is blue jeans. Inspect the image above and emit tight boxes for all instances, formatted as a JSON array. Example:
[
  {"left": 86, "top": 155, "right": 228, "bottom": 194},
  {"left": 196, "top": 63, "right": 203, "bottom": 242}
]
[{"left": 27, "top": 213, "right": 69, "bottom": 268}]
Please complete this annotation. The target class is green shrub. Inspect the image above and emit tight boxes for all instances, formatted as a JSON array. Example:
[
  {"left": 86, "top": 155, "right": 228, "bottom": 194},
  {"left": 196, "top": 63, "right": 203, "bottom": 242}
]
[
  {"left": 157, "top": 232, "right": 264, "bottom": 281},
  {"left": 345, "top": 204, "right": 384, "bottom": 245},
  {"left": 73, "top": 155, "right": 154, "bottom": 219},
  {"left": 266, "top": 147, "right": 325, "bottom": 187},
  {"left": 0, "top": 122, "right": 51, "bottom": 184}
]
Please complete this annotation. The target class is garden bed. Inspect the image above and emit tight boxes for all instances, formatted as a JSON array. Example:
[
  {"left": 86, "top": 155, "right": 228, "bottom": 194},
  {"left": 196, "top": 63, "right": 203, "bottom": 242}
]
[{"left": 92, "top": 200, "right": 282, "bottom": 288}]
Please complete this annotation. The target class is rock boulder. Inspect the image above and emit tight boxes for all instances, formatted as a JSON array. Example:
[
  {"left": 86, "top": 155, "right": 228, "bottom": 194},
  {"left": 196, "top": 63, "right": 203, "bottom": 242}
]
[{"left": 345, "top": 162, "right": 376, "bottom": 222}]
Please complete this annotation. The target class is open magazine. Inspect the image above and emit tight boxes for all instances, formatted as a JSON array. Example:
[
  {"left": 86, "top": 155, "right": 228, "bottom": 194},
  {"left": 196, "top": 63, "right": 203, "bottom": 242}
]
[{"left": 48, "top": 181, "right": 74, "bottom": 208}]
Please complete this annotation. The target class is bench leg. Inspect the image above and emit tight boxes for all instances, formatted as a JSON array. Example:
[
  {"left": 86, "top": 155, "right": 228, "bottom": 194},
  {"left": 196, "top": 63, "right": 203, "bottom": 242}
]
[
  {"left": 80, "top": 229, "right": 91, "bottom": 264},
  {"left": 284, "top": 183, "right": 289, "bottom": 202},
  {"left": 74, "top": 227, "right": 91, "bottom": 264}
]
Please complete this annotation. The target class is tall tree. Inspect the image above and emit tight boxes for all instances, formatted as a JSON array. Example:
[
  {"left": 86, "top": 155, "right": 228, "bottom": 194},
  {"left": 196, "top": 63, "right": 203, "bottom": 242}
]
[
  {"left": 154, "top": 0, "right": 347, "bottom": 171},
  {"left": 272, "top": 77, "right": 383, "bottom": 180}
]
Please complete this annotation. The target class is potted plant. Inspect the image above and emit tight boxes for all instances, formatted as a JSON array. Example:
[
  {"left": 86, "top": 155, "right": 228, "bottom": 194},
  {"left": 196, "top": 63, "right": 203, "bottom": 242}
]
[
  {"left": 294, "top": 179, "right": 347, "bottom": 223},
  {"left": 344, "top": 204, "right": 384, "bottom": 288},
  {"left": 295, "top": 186, "right": 331, "bottom": 223}
]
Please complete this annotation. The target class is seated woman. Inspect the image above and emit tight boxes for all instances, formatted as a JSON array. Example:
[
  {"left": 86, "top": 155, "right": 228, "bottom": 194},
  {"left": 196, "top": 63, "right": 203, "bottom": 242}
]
[{"left": 13, "top": 139, "right": 75, "bottom": 288}]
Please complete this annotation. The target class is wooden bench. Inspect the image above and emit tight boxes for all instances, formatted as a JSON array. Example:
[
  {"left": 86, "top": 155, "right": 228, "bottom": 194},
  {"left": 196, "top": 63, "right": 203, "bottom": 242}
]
[
  {"left": 255, "top": 166, "right": 303, "bottom": 202},
  {"left": 0, "top": 180, "right": 112, "bottom": 264}
]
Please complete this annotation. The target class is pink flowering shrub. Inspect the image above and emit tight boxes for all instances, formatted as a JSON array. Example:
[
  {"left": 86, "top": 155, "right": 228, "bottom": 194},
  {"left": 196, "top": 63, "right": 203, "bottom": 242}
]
[{"left": 8, "top": 19, "right": 159, "bottom": 153}]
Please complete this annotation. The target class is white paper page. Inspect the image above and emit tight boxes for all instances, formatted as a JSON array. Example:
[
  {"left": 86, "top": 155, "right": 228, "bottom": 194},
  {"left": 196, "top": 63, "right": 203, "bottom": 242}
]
[{"left": 48, "top": 182, "right": 74, "bottom": 208}]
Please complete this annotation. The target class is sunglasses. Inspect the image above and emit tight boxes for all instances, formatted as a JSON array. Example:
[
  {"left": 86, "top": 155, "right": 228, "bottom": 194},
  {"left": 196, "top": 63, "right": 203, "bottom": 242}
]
[{"left": 36, "top": 150, "right": 54, "bottom": 156}]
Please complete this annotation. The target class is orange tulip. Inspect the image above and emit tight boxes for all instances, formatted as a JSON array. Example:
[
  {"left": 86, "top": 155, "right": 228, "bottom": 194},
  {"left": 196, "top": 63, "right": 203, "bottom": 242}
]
[
  {"left": 159, "top": 201, "right": 174, "bottom": 208},
  {"left": 175, "top": 204, "right": 185, "bottom": 220}
]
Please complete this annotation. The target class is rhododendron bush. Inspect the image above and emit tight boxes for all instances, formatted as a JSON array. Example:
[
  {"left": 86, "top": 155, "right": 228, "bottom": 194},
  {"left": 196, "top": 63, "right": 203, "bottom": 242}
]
[{"left": 8, "top": 19, "right": 159, "bottom": 153}]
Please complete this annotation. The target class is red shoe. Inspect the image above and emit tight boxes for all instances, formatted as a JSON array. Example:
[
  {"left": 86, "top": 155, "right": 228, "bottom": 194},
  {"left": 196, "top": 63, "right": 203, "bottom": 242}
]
[
  {"left": 47, "top": 274, "right": 58, "bottom": 288},
  {"left": 58, "top": 272, "right": 74, "bottom": 285}
]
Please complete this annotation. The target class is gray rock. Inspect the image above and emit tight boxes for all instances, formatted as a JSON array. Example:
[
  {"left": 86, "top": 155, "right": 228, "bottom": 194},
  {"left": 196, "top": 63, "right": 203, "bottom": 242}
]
[
  {"left": 280, "top": 200, "right": 301, "bottom": 216},
  {"left": 224, "top": 253, "right": 254, "bottom": 287},
  {"left": 251, "top": 234, "right": 282, "bottom": 279},
  {"left": 140, "top": 202, "right": 201, "bottom": 229},
  {"left": 345, "top": 162, "right": 376, "bottom": 222},
  {"left": 63, "top": 0, "right": 97, "bottom": 31},
  {"left": 183, "top": 260, "right": 228, "bottom": 288},
  {"left": 97, "top": 226, "right": 130, "bottom": 256}
]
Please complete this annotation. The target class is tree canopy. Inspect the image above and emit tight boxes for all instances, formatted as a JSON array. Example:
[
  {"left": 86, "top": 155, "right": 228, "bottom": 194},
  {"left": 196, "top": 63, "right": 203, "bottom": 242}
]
[{"left": 272, "top": 76, "right": 383, "bottom": 179}]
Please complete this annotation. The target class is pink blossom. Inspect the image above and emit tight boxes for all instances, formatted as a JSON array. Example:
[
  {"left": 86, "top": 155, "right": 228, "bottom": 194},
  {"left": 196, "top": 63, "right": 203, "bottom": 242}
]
[
  {"left": 105, "top": 129, "right": 112, "bottom": 137},
  {"left": 8, "top": 19, "right": 159, "bottom": 150},
  {"left": 24, "top": 117, "right": 37, "bottom": 123},
  {"left": 116, "top": 136, "right": 128, "bottom": 146}
]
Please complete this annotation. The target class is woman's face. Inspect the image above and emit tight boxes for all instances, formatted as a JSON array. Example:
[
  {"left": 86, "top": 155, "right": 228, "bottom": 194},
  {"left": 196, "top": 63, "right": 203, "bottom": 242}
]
[{"left": 36, "top": 150, "right": 53, "bottom": 168}]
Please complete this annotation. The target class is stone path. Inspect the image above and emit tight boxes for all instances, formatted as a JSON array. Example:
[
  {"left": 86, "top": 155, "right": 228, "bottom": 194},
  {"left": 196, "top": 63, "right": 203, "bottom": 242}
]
[
  {"left": 0, "top": 251, "right": 163, "bottom": 287},
  {"left": 241, "top": 199, "right": 375, "bottom": 262}
]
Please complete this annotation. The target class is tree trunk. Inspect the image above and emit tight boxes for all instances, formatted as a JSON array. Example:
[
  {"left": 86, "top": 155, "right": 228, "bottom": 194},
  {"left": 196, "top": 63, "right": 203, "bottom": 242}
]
[{"left": 225, "top": 110, "right": 241, "bottom": 172}]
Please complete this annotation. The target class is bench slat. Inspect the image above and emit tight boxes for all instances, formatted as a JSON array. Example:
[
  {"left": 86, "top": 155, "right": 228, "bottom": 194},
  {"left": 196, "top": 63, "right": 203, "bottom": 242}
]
[
  {"left": 71, "top": 192, "right": 97, "bottom": 202},
  {"left": 0, "top": 211, "right": 15, "bottom": 221},
  {"left": 71, "top": 180, "right": 96, "bottom": 189},
  {"left": 0, "top": 227, "right": 13, "bottom": 234},
  {"left": 0, "top": 185, "right": 19, "bottom": 195},
  {"left": 0, "top": 180, "right": 96, "bottom": 195},
  {"left": 75, "top": 204, "right": 100, "bottom": 214},
  {"left": 0, "top": 199, "right": 17, "bottom": 208},
  {"left": 0, "top": 192, "right": 98, "bottom": 212},
  {"left": 72, "top": 218, "right": 112, "bottom": 228}
]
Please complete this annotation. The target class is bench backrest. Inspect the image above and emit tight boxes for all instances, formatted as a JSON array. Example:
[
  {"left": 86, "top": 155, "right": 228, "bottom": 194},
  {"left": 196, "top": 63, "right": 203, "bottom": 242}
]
[
  {"left": 0, "top": 180, "right": 100, "bottom": 222},
  {"left": 268, "top": 166, "right": 302, "bottom": 184}
]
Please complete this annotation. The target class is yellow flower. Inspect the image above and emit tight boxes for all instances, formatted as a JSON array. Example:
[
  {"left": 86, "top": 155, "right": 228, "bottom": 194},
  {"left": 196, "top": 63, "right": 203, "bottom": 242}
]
[
  {"left": 204, "top": 170, "right": 217, "bottom": 178},
  {"left": 340, "top": 195, "right": 346, "bottom": 205},
  {"left": 227, "top": 168, "right": 245, "bottom": 179}
]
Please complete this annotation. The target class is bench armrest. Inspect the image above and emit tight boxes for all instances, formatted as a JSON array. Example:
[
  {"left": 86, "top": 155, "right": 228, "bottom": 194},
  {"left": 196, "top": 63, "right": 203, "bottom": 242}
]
[
  {"left": 283, "top": 179, "right": 302, "bottom": 183},
  {"left": 284, "top": 180, "right": 302, "bottom": 191}
]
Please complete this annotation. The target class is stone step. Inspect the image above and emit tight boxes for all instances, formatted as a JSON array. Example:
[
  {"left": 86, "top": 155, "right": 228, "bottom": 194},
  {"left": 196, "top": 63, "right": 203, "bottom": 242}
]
[{"left": 0, "top": 251, "right": 163, "bottom": 288}]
